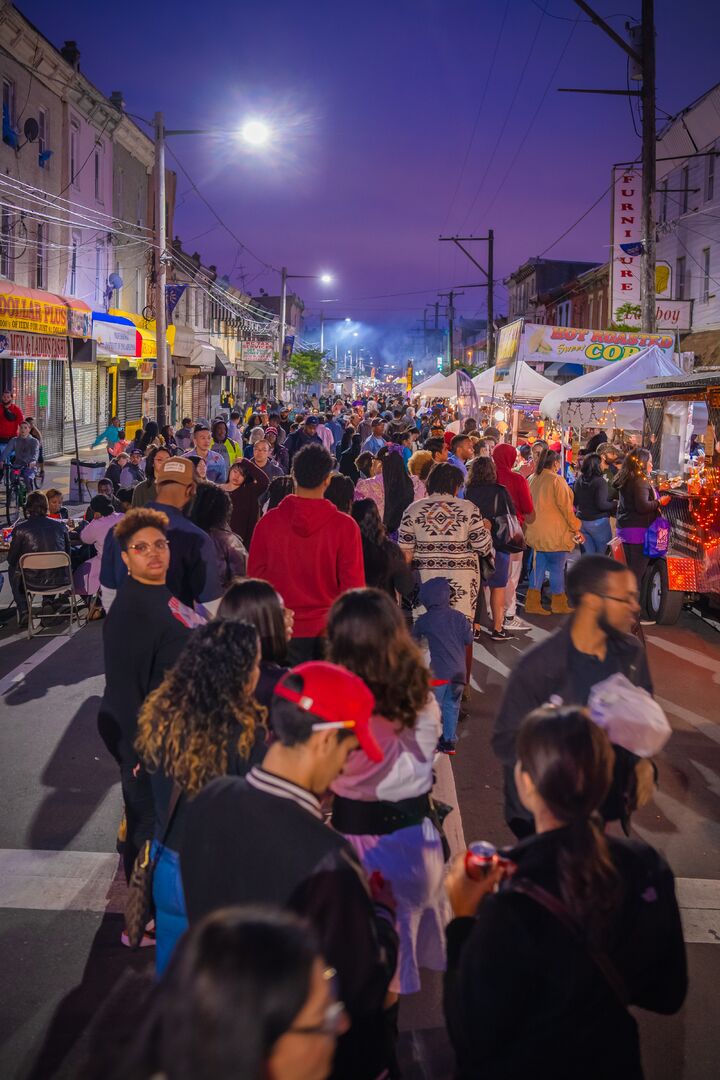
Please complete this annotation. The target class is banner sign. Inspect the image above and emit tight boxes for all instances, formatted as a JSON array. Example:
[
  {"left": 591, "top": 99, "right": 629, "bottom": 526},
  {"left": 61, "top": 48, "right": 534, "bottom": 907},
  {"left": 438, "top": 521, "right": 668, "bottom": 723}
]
[
  {"left": 0, "top": 330, "right": 68, "bottom": 360},
  {"left": 493, "top": 318, "right": 523, "bottom": 385},
  {"left": 281, "top": 334, "right": 295, "bottom": 366},
  {"left": 0, "top": 288, "right": 91, "bottom": 337},
  {"left": 242, "top": 338, "right": 274, "bottom": 365},
  {"left": 456, "top": 370, "right": 480, "bottom": 423},
  {"left": 92, "top": 315, "right": 142, "bottom": 357},
  {"left": 165, "top": 284, "right": 188, "bottom": 320},
  {"left": 522, "top": 322, "right": 675, "bottom": 364},
  {"left": 406, "top": 361, "right": 413, "bottom": 392},
  {"left": 610, "top": 165, "right": 642, "bottom": 324}
]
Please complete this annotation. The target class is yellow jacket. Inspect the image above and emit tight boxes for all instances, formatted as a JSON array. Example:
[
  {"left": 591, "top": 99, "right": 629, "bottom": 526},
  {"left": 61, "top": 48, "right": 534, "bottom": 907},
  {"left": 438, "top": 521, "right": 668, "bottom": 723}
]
[{"left": 525, "top": 470, "right": 580, "bottom": 552}]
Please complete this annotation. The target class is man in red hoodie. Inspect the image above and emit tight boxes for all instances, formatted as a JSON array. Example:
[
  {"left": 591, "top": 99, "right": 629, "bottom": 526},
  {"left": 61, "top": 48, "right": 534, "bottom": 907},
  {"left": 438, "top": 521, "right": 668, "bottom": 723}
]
[
  {"left": 248, "top": 442, "right": 364, "bottom": 664},
  {"left": 0, "top": 389, "right": 23, "bottom": 475},
  {"left": 493, "top": 442, "right": 534, "bottom": 632}
]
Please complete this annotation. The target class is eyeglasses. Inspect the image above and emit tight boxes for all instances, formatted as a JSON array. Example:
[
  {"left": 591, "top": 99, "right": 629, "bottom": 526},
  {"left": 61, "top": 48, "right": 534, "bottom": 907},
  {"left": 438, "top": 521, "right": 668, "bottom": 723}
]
[
  {"left": 289, "top": 968, "right": 346, "bottom": 1038},
  {"left": 127, "top": 539, "right": 169, "bottom": 555},
  {"left": 593, "top": 592, "right": 640, "bottom": 607}
]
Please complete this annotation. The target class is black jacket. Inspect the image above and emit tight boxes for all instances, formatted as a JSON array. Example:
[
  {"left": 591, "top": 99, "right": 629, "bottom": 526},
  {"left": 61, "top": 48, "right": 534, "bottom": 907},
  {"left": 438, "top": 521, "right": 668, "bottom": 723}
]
[
  {"left": 574, "top": 474, "right": 617, "bottom": 520},
  {"left": 493, "top": 623, "right": 652, "bottom": 833},
  {"left": 362, "top": 536, "right": 416, "bottom": 599},
  {"left": 445, "top": 828, "right": 687, "bottom": 1080},
  {"left": 8, "top": 515, "right": 71, "bottom": 590},
  {"left": 181, "top": 772, "right": 398, "bottom": 1080},
  {"left": 104, "top": 460, "right": 122, "bottom": 492},
  {"left": 616, "top": 476, "right": 660, "bottom": 530}
]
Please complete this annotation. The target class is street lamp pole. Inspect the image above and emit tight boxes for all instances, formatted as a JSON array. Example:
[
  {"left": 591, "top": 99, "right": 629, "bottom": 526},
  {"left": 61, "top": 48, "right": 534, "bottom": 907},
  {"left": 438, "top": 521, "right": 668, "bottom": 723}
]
[
  {"left": 154, "top": 111, "right": 169, "bottom": 430},
  {"left": 320, "top": 309, "right": 324, "bottom": 355},
  {"left": 278, "top": 266, "right": 288, "bottom": 400}
]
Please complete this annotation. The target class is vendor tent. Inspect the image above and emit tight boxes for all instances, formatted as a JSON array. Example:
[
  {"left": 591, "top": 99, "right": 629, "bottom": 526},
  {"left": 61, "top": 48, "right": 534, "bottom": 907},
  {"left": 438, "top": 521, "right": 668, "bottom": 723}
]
[
  {"left": 539, "top": 346, "right": 685, "bottom": 429},
  {"left": 412, "top": 371, "right": 458, "bottom": 396},
  {"left": 472, "top": 361, "right": 556, "bottom": 401}
]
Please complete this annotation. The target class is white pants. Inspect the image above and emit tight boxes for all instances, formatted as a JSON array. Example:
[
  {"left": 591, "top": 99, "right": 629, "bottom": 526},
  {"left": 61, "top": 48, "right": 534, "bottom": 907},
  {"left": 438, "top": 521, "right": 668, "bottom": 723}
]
[{"left": 505, "top": 552, "right": 524, "bottom": 617}]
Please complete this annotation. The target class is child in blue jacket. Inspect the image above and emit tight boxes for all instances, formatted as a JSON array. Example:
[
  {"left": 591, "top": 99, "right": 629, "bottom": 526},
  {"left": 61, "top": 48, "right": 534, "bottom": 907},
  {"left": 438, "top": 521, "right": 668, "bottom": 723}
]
[{"left": 413, "top": 577, "right": 473, "bottom": 754}]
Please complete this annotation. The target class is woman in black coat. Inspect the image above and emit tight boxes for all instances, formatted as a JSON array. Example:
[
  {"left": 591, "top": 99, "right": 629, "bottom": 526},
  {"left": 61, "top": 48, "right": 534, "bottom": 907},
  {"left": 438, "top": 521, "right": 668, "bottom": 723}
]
[
  {"left": 443, "top": 706, "right": 686, "bottom": 1080},
  {"left": 351, "top": 498, "right": 415, "bottom": 602},
  {"left": 613, "top": 447, "right": 668, "bottom": 586},
  {"left": 338, "top": 431, "right": 362, "bottom": 482}
]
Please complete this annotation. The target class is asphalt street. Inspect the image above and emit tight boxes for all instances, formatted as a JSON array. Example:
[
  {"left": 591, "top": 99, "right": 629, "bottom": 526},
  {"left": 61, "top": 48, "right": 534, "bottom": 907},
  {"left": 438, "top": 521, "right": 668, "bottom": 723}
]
[{"left": 0, "top": 597, "right": 718, "bottom": 1079}]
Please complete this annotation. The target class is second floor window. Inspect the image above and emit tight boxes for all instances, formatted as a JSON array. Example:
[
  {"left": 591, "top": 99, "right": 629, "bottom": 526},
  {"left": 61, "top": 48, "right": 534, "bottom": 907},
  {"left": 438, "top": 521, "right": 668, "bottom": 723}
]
[
  {"left": 70, "top": 123, "right": 80, "bottom": 185},
  {"left": 676, "top": 256, "right": 688, "bottom": 300},
  {"left": 36, "top": 223, "right": 46, "bottom": 289},
  {"left": 681, "top": 165, "right": 690, "bottom": 214},
  {"left": 0, "top": 204, "right": 13, "bottom": 277},
  {"left": 2, "top": 77, "right": 15, "bottom": 138},
  {"left": 702, "top": 248, "right": 711, "bottom": 303},
  {"left": 94, "top": 147, "right": 102, "bottom": 201},
  {"left": 707, "top": 150, "right": 716, "bottom": 203},
  {"left": 38, "top": 107, "right": 47, "bottom": 155}
]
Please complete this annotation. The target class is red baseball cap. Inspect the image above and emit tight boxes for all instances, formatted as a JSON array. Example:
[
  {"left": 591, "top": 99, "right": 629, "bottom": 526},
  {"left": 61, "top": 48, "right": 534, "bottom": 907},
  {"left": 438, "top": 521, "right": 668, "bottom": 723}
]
[
  {"left": 443, "top": 430, "right": 455, "bottom": 448},
  {"left": 274, "top": 661, "right": 383, "bottom": 763}
]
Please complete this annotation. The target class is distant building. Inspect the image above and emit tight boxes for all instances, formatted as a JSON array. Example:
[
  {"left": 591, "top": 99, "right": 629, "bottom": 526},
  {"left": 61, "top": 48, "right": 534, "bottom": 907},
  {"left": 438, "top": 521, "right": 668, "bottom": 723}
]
[{"left": 504, "top": 258, "right": 600, "bottom": 323}]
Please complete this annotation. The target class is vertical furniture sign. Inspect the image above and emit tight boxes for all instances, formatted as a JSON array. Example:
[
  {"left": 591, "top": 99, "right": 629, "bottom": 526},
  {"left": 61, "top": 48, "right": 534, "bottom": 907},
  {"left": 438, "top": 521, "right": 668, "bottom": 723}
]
[{"left": 610, "top": 165, "right": 642, "bottom": 324}]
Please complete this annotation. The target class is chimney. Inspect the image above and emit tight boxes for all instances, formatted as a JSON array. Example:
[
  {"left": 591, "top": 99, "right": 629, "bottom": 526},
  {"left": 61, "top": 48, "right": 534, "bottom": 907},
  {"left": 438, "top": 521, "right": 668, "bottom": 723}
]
[
  {"left": 61, "top": 40, "right": 81, "bottom": 71},
  {"left": 109, "top": 90, "right": 126, "bottom": 113}
]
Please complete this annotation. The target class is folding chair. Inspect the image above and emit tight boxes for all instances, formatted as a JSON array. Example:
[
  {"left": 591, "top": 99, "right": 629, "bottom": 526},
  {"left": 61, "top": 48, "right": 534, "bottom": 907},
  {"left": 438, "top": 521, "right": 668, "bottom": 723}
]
[{"left": 18, "top": 552, "right": 86, "bottom": 639}]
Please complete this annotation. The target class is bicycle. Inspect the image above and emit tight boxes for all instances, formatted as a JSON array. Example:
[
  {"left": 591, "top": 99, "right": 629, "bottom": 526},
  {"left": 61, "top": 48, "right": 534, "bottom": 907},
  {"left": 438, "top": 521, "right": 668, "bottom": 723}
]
[{"left": 3, "top": 464, "right": 36, "bottom": 523}]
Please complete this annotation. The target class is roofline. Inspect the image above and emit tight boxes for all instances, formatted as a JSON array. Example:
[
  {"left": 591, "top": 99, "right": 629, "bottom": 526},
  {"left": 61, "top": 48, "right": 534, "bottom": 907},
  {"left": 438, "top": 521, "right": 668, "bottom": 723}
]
[{"left": 656, "top": 78, "right": 720, "bottom": 141}]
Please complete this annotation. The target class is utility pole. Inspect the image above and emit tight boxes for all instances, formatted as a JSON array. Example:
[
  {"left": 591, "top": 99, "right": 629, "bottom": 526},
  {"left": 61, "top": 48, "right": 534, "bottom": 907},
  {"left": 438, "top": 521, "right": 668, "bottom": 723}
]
[
  {"left": 568, "top": 0, "right": 656, "bottom": 332},
  {"left": 278, "top": 266, "right": 287, "bottom": 401},
  {"left": 447, "top": 289, "right": 456, "bottom": 373},
  {"left": 153, "top": 111, "right": 169, "bottom": 429},
  {"left": 438, "top": 234, "right": 496, "bottom": 363}
]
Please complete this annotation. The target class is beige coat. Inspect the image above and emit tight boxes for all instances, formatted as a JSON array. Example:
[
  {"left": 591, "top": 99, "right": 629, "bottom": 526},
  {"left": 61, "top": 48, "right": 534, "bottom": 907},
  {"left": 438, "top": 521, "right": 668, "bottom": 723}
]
[{"left": 525, "top": 470, "right": 580, "bottom": 552}]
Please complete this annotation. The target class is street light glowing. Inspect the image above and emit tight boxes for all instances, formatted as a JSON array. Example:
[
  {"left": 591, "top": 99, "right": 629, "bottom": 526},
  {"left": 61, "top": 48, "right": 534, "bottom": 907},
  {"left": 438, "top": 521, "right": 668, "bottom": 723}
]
[
  {"left": 240, "top": 119, "right": 271, "bottom": 146},
  {"left": 319, "top": 273, "right": 333, "bottom": 285}
]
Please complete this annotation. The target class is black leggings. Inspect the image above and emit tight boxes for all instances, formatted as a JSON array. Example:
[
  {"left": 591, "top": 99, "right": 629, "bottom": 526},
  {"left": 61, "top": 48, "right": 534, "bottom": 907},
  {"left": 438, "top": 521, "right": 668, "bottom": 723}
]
[{"left": 622, "top": 542, "right": 649, "bottom": 590}]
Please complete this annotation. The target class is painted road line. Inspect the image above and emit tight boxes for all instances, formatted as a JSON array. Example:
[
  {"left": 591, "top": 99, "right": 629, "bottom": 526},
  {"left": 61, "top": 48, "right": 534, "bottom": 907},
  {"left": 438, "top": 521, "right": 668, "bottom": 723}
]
[
  {"left": 656, "top": 695, "right": 720, "bottom": 748},
  {"left": 0, "top": 625, "right": 82, "bottom": 698},
  {"left": 0, "top": 849, "right": 123, "bottom": 913},
  {"left": 646, "top": 634, "right": 720, "bottom": 683},
  {"left": 433, "top": 753, "right": 466, "bottom": 856}
]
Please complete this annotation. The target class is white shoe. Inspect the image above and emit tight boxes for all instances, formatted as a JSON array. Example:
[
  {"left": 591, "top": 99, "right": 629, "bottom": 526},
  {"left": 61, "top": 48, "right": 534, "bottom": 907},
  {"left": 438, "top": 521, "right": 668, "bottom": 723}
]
[{"left": 504, "top": 615, "right": 531, "bottom": 631}]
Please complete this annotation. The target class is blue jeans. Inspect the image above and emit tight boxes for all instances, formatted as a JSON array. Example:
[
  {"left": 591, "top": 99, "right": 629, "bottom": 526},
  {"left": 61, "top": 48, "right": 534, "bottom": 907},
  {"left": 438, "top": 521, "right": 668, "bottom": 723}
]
[
  {"left": 581, "top": 517, "right": 612, "bottom": 554},
  {"left": 151, "top": 841, "right": 188, "bottom": 976},
  {"left": 529, "top": 551, "right": 568, "bottom": 594},
  {"left": 433, "top": 682, "right": 464, "bottom": 745}
]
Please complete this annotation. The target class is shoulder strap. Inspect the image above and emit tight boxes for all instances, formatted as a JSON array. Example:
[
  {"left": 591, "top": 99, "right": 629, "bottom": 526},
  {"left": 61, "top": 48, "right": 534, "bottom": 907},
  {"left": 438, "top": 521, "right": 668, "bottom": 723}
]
[
  {"left": 510, "top": 877, "right": 630, "bottom": 1008},
  {"left": 161, "top": 782, "right": 184, "bottom": 847}
]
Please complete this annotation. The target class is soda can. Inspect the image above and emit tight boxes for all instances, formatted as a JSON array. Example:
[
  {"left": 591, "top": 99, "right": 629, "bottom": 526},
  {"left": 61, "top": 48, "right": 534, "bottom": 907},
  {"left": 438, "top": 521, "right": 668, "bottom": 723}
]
[{"left": 464, "top": 840, "right": 498, "bottom": 881}]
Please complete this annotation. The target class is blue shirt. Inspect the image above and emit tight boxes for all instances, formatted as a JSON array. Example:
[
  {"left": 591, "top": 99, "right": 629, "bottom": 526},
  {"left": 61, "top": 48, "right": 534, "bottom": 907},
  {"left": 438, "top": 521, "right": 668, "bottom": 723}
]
[
  {"left": 184, "top": 448, "right": 227, "bottom": 483},
  {"left": 361, "top": 435, "right": 387, "bottom": 455},
  {"left": 447, "top": 452, "right": 468, "bottom": 498},
  {"left": 412, "top": 578, "right": 473, "bottom": 683},
  {"left": 100, "top": 501, "right": 222, "bottom": 606}
]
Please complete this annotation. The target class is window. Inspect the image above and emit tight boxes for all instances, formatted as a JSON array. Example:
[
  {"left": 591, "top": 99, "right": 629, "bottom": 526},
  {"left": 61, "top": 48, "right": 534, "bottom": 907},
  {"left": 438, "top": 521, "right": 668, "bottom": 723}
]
[
  {"left": 69, "top": 230, "right": 80, "bottom": 294},
  {"left": 35, "top": 223, "right": 46, "bottom": 288},
  {"left": 95, "top": 243, "right": 104, "bottom": 305},
  {"left": 0, "top": 204, "right": 13, "bottom": 277},
  {"left": 136, "top": 185, "right": 143, "bottom": 226},
  {"left": 116, "top": 167, "right": 124, "bottom": 210},
  {"left": 660, "top": 179, "right": 668, "bottom": 223},
  {"left": 94, "top": 146, "right": 102, "bottom": 201},
  {"left": 2, "top": 77, "right": 15, "bottom": 140},
  {"left": 195, "top": 288, "right": 202, "bottom": 326},
  {"left": 588, "top": 296, "right": 594, "bottom": 329},
  {"left": 681, "top": 165, "right": 689, "bottom": 214},
  {"left": 70, "top": 121, "right": 80, "bottom": 185},
  {"left": 707, "top": 150, "right": 716, "bottom": 203},
  {"left": 676, "top": 256, "right": 688, "bottom": 300},
  {"left": 38, "top": 107, "right": 47, "bottom": 155},
  {"left": 702, "top": 248, "right": 711, "bottom": 303},
  {"left": 135, "top": 267, "right": 144, "bottom": 312}
]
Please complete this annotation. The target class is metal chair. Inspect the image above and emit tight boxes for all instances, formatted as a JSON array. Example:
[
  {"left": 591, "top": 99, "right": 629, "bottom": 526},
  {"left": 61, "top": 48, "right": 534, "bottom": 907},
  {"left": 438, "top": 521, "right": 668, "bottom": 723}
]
[{"left": 18, "top": 552, "right": 86, "bottom": 639}]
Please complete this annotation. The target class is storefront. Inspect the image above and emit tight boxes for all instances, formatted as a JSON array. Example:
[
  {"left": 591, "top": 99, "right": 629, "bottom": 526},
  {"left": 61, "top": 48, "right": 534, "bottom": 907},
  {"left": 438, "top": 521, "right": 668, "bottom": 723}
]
[
  {"left": 99, "top": 310, "right": 154, "bottom": 437},
  {"left": 0, "top": 283, "right": 92, "bottom": 455}
]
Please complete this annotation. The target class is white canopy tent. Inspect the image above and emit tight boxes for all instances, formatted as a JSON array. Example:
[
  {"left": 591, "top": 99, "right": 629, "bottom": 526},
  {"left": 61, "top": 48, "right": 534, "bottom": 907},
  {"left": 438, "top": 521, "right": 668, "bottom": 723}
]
[
  {"left": 472, "top": 361, "right": 556, "bottom": 402},
  {"left": 539, "top": 346, "right": 685, "bottom": 429},
  {"left": 412, "top": 371, "right": 458, "bottom": 397}
]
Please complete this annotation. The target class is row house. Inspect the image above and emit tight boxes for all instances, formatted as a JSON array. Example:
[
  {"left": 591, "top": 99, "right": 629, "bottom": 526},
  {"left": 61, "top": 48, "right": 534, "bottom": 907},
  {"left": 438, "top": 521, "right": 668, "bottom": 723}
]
[
  {"left": 504, "top": 257, "right": 598, "bottom": 324},
  {"left": 541, "top": 263, "right": 610, "bottom": 331},
  {"left": 656, "top": 81, "right": 720, "bottom": 367}
]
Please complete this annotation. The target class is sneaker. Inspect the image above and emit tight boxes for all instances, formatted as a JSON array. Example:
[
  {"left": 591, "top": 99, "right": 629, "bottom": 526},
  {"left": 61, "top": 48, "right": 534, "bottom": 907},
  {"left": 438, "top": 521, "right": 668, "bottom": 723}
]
[
  {"left": 504, "top": 615, "right": 531, "bottom": 631},
  {"left": 490, "top": 627, "right": 514, "bottom": 641},
  {"left": 121, "top": 930, "right": 156, "bottom": 949},
  {"left": 436, "top": 738, "right": 457, "bottom": 756}
]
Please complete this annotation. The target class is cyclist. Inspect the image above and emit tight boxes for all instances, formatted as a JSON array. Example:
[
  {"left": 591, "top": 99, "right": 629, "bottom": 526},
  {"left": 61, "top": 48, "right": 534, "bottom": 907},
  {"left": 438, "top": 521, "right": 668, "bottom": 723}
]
[{"left": 1, "top": 421, "right": 40, "bottom": 490}]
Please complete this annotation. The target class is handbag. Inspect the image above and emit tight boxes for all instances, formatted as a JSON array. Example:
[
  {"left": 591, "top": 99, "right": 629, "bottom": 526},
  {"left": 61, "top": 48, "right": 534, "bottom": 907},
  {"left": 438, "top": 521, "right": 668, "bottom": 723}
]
[
  {"left": 124, "top": 782, "right": 182, "bottom": 949},
  {"left": 643, "top": 516, "right": 670, "bottom": 557},
  {"left": 492, "top": 488, "right": 525, "bottom": 554},
  {"left": 479, "top": 551, "right": 496, "bottom": 581}
]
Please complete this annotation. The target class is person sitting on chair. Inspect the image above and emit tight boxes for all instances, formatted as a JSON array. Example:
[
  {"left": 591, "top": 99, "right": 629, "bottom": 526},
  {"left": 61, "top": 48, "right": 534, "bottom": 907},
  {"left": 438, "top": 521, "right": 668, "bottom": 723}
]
[
  {"left": 7, "top": 491, "right": 71, "bottom": 629},
  {"left": 1, "top": 421, "right": 40, "bottom": 488},
  {"left": 73, "top": 495, "right": 124, "bottom": 602}
]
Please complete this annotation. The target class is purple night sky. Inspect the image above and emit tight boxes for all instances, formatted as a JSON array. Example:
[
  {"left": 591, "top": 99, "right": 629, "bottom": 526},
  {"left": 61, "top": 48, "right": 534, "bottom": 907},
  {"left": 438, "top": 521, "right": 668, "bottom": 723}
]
[{"left": 19, "top": 0, "right": 720, "bottom": 352}]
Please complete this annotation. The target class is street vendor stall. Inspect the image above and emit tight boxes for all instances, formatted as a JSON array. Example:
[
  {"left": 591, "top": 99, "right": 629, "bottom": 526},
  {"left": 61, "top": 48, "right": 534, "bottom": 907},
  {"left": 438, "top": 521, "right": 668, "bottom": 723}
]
[{"left": 412, "top": 371, "right": 458, "bottom": 397}]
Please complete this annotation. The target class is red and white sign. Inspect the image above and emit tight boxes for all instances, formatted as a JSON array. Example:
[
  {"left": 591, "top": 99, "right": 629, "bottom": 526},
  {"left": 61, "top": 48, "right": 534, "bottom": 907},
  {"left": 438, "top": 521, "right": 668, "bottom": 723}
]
[
  {"left": 0, "top": 330, "right": 68, "bottom": 360},
  {"left": 610, "top": 165, "right": 642, "bottom": 323}
]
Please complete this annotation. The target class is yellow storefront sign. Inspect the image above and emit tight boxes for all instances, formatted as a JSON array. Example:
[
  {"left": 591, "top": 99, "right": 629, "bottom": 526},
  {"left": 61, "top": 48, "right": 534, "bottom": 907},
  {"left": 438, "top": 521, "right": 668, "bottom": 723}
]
[{"left": 0, "top": 284, "right": 91, "bottom": 337}]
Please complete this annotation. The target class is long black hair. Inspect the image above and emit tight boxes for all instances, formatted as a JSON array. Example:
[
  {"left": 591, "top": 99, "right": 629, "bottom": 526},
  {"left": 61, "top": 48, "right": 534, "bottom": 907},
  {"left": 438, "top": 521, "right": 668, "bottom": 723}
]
[
  {"left": 516, "top": 706, "right": 621, "bottom": 942},
  {"left": 139, "top": 421, "right": 159, "bottom": 455},
  {"left": 189, "top": 482, "right": 232, "bottom": 532},
  {"left": 382, "top": 449, "right": 414, "bottom": 533},
  {"left": 219, "top": 578, "right": 287, "bottom": 664},
  {"left": 535, "top": 448, "right": 560, "bottom": 474},
  {"left": 110, "top": 908, "right": 320, "bottom": 1080},
  {"left": 613, "top": 447, "right": 651, "bottom": 491},
  {"left": 578, "top": 452, "right": 603, "bottom": 483}
]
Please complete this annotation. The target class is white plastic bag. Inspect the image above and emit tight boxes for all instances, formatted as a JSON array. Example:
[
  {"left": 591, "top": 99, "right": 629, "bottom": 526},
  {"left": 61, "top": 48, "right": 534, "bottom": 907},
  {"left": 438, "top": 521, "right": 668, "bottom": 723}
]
[{"left": 588, "top": 673, "right": 672, "bottom": 758}]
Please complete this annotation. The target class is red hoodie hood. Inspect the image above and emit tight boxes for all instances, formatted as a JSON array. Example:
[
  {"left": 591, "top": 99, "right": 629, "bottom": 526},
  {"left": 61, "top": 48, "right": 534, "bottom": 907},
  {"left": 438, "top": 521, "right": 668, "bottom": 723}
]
[
  {"left": 276, "top": 494, "right": 344, "bottom": 537},
  {"left": 493, "top": 443, "right": 518, "bottom": 472}
]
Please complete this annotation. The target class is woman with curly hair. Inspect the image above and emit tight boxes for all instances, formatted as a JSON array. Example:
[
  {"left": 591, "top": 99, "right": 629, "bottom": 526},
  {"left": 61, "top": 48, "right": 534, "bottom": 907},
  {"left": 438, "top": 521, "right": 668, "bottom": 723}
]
[
  {"left": 135, "top": 619, "right": 266, "bottom": 974},
  {"left": 326, "top": 588, "right": 450, "bottom": 1001}
]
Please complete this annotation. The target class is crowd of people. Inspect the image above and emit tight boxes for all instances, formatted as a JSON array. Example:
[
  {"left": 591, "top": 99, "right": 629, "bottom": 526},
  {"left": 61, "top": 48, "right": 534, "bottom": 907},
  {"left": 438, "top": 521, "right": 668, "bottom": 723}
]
[{"left": 0, "top": 387, "right": 688, "bottom": 1079}]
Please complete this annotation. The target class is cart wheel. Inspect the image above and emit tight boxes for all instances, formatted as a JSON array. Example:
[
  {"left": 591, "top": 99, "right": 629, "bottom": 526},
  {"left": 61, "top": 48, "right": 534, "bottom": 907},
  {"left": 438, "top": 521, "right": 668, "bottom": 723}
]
[{"left": 644, "top": 560, "right": 684, "bottom": 625}]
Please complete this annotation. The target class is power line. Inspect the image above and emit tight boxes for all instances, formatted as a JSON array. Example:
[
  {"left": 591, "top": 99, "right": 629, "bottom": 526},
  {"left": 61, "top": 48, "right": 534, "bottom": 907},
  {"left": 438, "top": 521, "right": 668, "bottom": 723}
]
[{"left": 538, "top": 178, "right": 617, "bottom": 257}]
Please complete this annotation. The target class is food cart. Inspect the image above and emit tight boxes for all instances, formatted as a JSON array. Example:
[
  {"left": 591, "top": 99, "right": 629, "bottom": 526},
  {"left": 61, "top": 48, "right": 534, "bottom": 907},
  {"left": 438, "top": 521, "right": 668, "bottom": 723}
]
[{"left": 601, "top": 369, "right": 720, "bottom": 624}]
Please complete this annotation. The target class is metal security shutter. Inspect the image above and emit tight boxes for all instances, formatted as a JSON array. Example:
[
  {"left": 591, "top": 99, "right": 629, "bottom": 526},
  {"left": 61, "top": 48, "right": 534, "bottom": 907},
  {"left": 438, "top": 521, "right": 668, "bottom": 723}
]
[
  {"left": 180, "top": 377, "right": 193, "bottom": 422},
  {"left": 117, "top": 369, "right": 143, "bottom": 431},
  {"left": 63, "top": 363, "right": 99, "bottom": 451},
  {"left": 34, "top": 358, "right": 64, "bottom": 457},
  {"left": 192, "top": 375, "right": 208, "bottom": 423}
]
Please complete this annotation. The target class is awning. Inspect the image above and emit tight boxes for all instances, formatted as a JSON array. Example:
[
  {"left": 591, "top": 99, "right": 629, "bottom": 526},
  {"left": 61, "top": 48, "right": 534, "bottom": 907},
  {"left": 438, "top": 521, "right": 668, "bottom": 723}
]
[
  {"left": 170, "top": 324, "right": 196, "bottom": 359},
  {"left": 92, "top": 311, "right": 142, "bottom": 358},
  {"left": 680, "top": 330, "right": 720, "bottom": 369},
  {"left": 212, "top": 345, "right": 238, "bottom": 376},
  {"left": 245, "top": 360, "right": 275, "bottom": 380},
  {"left": 0, "top": 281, "right": 92, "bottom": 337},
  {"left": 188, "top": 341, "right": 216, "bottom": 372}
]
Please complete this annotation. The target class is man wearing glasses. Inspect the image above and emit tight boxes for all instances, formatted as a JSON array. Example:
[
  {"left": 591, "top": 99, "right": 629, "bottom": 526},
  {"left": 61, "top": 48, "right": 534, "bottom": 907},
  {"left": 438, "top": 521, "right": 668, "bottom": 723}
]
[
  {"left": 493, "top": 554, "right": 654, "bottom": 839},
  {"left": 98, "top": 508, "right": 195, "bottom": 920}
]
